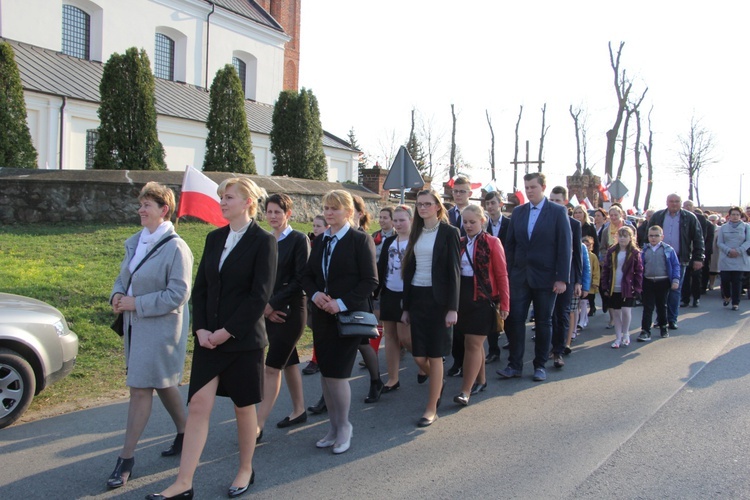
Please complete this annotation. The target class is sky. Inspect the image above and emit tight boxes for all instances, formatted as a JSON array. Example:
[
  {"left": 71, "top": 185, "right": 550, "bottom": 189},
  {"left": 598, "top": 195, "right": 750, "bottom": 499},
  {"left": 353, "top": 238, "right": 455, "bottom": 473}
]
[{"left": 298, "top": 0, "right": 749, "bottom": 209}]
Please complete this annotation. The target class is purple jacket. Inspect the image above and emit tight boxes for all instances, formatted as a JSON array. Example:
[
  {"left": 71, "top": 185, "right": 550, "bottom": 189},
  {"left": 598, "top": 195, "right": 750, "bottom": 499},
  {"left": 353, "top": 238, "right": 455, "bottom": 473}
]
[{"left": 601, "top": 246, "right": 643, "bottom": 299}]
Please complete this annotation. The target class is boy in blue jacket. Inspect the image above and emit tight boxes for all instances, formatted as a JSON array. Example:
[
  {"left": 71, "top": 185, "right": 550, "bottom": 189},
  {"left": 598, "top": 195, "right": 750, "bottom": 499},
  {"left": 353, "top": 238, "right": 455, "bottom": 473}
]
[{"left": 638, "top": 225, "right": 681, "bottom": 341}]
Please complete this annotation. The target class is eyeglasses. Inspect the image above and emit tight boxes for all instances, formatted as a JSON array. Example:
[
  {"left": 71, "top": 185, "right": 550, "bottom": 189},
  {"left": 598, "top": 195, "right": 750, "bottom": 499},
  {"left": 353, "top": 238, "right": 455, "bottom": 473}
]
[
  {"left": 416, "top": 202, "right": 435, "bottom": 208},
  {"left": 452, "top": 190, "right": 470, "bottom": 195}
]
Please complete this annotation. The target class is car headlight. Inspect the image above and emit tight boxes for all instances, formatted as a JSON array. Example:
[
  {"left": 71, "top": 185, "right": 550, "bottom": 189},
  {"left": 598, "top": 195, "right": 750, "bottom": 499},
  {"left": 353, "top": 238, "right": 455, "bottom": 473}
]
[{"left": 53, "top": 320, "right": 68, "bottom": 337}]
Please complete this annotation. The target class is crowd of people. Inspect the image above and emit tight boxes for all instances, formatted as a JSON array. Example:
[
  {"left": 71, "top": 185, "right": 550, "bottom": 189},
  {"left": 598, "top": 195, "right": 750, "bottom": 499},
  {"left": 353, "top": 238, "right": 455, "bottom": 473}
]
[{"left": 105, "top": 175, "right": 750, "bottom": 499}]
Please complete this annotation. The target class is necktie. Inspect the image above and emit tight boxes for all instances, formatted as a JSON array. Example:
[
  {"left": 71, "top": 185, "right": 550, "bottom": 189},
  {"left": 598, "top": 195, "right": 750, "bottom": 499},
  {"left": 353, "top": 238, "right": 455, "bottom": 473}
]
[{"left": 323, "top": 235, "right": 335, "bottom": 291}]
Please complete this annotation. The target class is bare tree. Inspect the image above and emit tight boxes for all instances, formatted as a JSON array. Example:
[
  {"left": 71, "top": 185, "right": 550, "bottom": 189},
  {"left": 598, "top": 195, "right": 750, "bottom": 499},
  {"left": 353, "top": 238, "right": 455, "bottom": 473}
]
[
  {"left": 538, "top": 103, "right": 549, "bottom": 172},
  {"left": 449, "top": 104, "right": 457, "bottom": 179},
  {"left": 419, "top": 113, "right": 445, "bottom": 179},
  {"left": 616, "top": 88, "right": 648, "bottom": 181},
  {"left": 676, "top": 114, "right": 717, "bottom": 202},
  {"left": 642, "top": 106, "right": 655, "bottom": 209},
  {"left": 486, "top": 109, "right": 496, "bottom": 181},
  {"left": 604, "top": 41, "right": 633, "bottom": 180},
  {"left": 376, "top": 128, "right": 399, "bottom": 168},
  {"left": 570, "top": 105, "right": 583, "bottom": 173},
  {"left": 633, "top": 107, "right": 643, "bottom": 210},
  {"left": 513, "top": 105, "right": 523, "bottom": 189}
]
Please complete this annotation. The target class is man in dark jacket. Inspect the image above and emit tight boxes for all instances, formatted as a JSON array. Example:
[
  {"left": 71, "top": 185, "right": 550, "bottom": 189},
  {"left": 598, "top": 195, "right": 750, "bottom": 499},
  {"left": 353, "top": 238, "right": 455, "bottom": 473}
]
[
  {"left": 649, "top": 194, "right": 705, "bottom": 329},
  {"left": 679, "top": 200, "right": 710, "bottom": 307}
]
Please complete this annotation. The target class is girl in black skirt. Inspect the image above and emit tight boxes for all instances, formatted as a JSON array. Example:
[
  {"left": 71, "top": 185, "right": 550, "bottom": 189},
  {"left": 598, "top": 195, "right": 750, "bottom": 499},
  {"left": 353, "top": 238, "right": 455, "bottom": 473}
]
[
  {"left": 256, "top": 194, "right": 310, "bottom": 440},
  {"left": 375, "top": 205, "right": 413, "bottom": 392},
  {"left": 452, "top": 205, "right": 509, "bottom": 406},
  {"left": 401, "top": 190, "right": 460, "bottom": 427}
]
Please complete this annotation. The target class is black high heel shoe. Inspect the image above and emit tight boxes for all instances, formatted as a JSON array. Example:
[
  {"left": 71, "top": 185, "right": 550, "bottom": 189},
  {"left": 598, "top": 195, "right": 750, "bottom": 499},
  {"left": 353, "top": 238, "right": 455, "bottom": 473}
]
[
  {"left": 106, "top": 456, "right": 134, "bottom": 489},
  {"left": 161, "top": 433, "right": 184, "bottom": 456},
  {"left": 144, "top": 488, "right": 194, "bottom": 500},
  {"left": 228, "top": 470, "right": 255, "bottom": 498}
]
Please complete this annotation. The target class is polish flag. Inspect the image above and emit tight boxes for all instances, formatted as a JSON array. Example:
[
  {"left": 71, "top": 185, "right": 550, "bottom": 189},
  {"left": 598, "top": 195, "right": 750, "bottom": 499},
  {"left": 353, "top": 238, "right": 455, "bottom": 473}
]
[
  {"left": 514, "top": 190, "right": 526, "bottom": 205},
  {"left": 598, "top": 183, "right": 611, "bottom": 202},
  {"left": 569, "top": 194, "right": 580, "bottom": 207},
  {"left": 582, "top": 197, "right": 594, "bottom": 210},
  {"left": 176, "top": 166, "right": 225, "bottom": 226}
]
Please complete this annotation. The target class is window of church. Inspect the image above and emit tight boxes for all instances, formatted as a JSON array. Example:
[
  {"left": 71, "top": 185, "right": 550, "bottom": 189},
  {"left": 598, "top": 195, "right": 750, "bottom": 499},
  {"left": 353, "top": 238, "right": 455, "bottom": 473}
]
[
  {"left": 62, "top": 4, "right": 90, "bottom": 60},
  {"left": 154, "top": 33, "right": 175, "bottom": 80},
  {"left": 232, "top": 57, "right": 247, "bottom": 95}
]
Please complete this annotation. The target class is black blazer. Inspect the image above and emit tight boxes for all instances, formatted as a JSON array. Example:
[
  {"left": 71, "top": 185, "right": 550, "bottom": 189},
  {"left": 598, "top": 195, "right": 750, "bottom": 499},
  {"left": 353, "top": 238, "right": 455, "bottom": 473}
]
[
  {"left": 268, "top": 230, "right": 310, "bottom": 311},
  {"left": 402, "top": 222, "right": 461, "bottom": 311},
  {"left": 569, "top": 216, "right": 583, "bottom": 285},
  {"left": 302, "top": 228, "right": 378, "bottom": 313},
  {"left": 486, "top": 215, "right": 511, "bottom": 246},
  {"left": 192, "top": 222, "right": 277, "bottom": 351}
]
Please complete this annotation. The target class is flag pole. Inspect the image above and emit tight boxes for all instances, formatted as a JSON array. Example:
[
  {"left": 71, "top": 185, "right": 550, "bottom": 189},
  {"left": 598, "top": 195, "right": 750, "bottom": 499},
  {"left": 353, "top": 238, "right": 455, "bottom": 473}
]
[{"left": 175, "top": 165, "right": 191, "bottom": 228}]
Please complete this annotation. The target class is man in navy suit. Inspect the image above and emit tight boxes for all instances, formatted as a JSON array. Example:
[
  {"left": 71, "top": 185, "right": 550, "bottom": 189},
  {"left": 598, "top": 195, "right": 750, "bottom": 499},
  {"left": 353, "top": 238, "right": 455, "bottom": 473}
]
[
  {"left": 497, "top": 173, "right": 572, "bottom": 382},
  {"left": 484, "top": 191, "right": 511, "bottom": 363}
]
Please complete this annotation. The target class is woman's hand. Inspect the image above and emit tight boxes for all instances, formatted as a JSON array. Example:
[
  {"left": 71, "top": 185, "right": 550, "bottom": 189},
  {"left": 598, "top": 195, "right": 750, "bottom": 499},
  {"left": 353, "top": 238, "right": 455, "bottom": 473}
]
[
  {"left": 445, "top": 310, "right": 458, "bottom": 327},
  {"left": 111, "top": 293, "right": 124, "bottom": 313},
  {"left": 728, "top": 248, "right": 740, "bottom": 258},
  {"left": 322, "top": 300, "right": 341, "bottom": 315},
  {"left": 267, "top": 310, "right": 287, "bottom": 323},
  {"left": 500, "top": 310, "right": 509, "bottom": 321},
  {"left": 263, "top": 304, "right": 274, "bottom": 318},
  {"left": 312, "top": 292, "right": 333, "bottom": 309},
  {"left": 209, "top": 328, "right": 233, "bottom": 346},
  {"left": 196, "top": 329, "right": 215, "bottom": 349},
  {"left": 400, "top": 311, "right": 410, "bottom": 325},
  {"left": 118, "top": 295, "right": 136, "bottom": 312}
]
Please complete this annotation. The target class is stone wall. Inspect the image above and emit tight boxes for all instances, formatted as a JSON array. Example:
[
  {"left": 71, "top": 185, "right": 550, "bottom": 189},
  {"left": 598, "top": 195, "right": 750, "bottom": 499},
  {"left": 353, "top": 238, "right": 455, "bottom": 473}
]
[{"left": 0, "top": 168, "right": 380, "bottom": 225}]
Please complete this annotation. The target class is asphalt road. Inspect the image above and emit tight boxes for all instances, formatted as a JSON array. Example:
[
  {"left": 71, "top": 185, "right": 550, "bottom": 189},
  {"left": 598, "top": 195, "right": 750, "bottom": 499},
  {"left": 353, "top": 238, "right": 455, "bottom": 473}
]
[{"left": 1, "top": 292, "right": 749, "bottom": 499}]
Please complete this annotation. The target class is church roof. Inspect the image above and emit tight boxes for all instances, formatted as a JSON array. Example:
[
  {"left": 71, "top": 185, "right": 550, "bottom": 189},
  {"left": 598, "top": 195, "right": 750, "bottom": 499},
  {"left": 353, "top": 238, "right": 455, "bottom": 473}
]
[
  {"left": 209, "top": 0, "right": 284, "bottom": 32},
  {"left": 5, "top": 38, "right": 355, "bottom": 152}
]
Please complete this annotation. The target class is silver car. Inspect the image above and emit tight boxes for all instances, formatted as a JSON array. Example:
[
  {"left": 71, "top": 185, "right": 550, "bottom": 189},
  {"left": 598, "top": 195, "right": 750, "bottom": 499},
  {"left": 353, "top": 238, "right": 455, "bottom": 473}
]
[{"left": 0, "top": 292, "right": 79, "bottom": 429}]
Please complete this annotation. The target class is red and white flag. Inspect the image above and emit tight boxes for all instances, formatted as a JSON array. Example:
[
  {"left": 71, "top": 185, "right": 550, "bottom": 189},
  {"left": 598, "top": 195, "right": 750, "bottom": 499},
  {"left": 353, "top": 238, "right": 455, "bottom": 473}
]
[
  {"left": 582, "top": 197, "right": 594, "bottom": 210},
  {"left": 569, "top": 194, "right": 580, "bottom": 207},
  {"left": 514, "top": 189, "right": 526, "bottom": 205},
  {"left": 176, "top": 166, "right": 225, "bottom": 227}
]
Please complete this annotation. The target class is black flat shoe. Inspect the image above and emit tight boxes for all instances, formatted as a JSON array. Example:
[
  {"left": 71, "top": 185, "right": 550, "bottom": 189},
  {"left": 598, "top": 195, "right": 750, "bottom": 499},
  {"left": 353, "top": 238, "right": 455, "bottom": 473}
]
[
  {"left": 277, "top": 412, "right": 308, "bottom": 428},
  {"left": 307, "top": 395, "right": 327, "bottom": 414},
  {"left": 364, "top": 379, "right": 384, "bottom": 403},
  {"left": 161, "top": 433, "right": 184, "bottom": 456},
  {"left": 145, "top": 488, "right": 193, "bottom": 500},
  {"left": 470, "top": 382, "right": 487, "bottom": 395},
  {"left": 228, "top": 471, "right": 255, "bottom": 498},
  {"left": 381, "top": 381, "right": 400, "bottom": 393},
  {"left": 107, "top": 456, "right": 134, "bottom": 489},
  {"left": 417, "top": 414, "right": 438, "bottom": 427},
  {"left": 255, "top": 429, "right": 263, "bottom": 444},
  {"left": 417, "top": 373, "right": 429, "bottom": 384}
]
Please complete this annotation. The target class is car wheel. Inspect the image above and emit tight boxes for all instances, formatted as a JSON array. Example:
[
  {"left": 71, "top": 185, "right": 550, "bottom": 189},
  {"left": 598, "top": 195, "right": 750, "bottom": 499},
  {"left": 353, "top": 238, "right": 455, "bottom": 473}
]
[{"left": 0, "top": 348, "right": 36, "bottom": 429}]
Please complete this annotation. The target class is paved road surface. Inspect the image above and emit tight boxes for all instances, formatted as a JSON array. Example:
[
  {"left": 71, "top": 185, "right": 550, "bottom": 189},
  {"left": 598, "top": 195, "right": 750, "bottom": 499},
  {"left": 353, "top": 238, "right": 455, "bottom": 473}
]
[{"left": 1, "top": 292, "right": 749, "bottom": 499}]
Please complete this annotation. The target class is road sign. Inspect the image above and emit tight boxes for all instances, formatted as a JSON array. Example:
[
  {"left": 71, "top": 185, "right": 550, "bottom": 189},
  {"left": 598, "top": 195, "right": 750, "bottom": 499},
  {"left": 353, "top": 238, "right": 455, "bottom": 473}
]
[
  {"left": 608, "top": 179, "right": 628, "bottom": 199},
  {"left": 383, "top": 146, "right": 424, "bottom": 192}
]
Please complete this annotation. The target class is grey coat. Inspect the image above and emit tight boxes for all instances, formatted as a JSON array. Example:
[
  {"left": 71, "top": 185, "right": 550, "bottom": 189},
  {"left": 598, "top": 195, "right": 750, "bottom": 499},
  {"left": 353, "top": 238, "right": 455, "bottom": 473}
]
[
  {"left": 111, "top": 227, "right": 193, "bottom": 388},
  {"left": 717, "top": 222, "right": 750, "bottom": 272}
]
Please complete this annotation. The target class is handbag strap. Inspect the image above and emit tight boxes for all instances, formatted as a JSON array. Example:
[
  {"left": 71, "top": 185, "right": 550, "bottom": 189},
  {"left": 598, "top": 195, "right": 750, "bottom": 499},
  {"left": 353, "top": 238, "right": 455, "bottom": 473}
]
[
  {"left": 463, "top": 234, "right": 497, "bottom": 308},
  {"left": 124, "top": 234, "right": 178, "bottom": 292}
]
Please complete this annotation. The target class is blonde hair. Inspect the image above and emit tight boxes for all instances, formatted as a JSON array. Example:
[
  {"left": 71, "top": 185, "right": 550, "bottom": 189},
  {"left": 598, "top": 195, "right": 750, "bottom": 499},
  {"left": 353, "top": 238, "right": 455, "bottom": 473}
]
[
  {"left": 573, "top": 205, "right": 591, "bottom": 224},
  {"left": 140, "top": 182, "right": 176, "bottom": 219},
  {"left": 322, "top": 190, "right": 355, "bottom": 223},
  {"left": 461, "top": 204, "right": 486, "bottom": 223},
  {"left": 218, "top": 177, "right": 267, "bottom": 218}
]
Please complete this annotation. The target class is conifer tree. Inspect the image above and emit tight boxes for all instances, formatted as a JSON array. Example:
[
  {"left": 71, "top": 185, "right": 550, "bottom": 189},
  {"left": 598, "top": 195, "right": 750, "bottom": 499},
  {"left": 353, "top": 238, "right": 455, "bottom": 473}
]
[
  {"left": 270, "top": 87, "right": 327, "bottom": 180},
  {"left": 0, "top": 42, "right": 38, "bottom": 168},
  {"left": 203, "top": 64, "right": 255, "bottom": 173},
  {"left": 348, "top": 127, "right": 368, "bottom": 184},
  {"left": 94, "top": 47, "right": 165, "bottom": 170}
]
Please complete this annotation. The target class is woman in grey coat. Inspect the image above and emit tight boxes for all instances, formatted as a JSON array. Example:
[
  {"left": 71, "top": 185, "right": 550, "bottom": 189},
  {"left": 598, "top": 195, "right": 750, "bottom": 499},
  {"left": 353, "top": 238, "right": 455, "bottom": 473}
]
[
  {"left": 717, "top": 206, "right": 750, "bottom": 310},
  {"left": 106, "top": 182, "right": 193, "bottom": 490}
]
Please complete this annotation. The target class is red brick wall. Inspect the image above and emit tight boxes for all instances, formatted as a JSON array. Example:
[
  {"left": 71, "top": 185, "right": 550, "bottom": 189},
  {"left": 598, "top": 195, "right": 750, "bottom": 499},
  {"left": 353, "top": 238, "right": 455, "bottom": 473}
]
[{"left": 257, "top": 0, "right": 301, "bottom": 91}]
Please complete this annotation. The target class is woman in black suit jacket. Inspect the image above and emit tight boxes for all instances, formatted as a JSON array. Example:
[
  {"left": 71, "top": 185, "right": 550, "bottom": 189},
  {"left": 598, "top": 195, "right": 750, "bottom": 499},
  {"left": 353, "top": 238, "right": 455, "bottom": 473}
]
[
  {"left": 401, "top": 189, "right": 461, "bottom": 428},
  {"left": 150, "top": 177, "right": 276, "bottom": 500},
  {"left": 302, "top": 190, "right": 378, "bottom": 455},
  {"left": 256, "top": 193, "right": 311, "bottom": 440}
]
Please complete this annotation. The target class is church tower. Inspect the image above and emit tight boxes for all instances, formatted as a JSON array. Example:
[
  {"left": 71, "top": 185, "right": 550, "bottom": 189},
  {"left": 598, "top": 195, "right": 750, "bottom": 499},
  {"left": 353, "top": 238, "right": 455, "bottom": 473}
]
[{"left": 256, "top": 0, "right": 301, "bottom": 90}]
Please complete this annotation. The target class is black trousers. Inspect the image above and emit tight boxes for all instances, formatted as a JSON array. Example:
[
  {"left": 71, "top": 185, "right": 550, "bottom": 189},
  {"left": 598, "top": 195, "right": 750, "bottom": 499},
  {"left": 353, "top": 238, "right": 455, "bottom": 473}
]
[
  {"left": 641, "top": 278, "right": 670, "bottom": 332},
  {"left": 681, "top": 267, "right": 701, "bottom": 304}
]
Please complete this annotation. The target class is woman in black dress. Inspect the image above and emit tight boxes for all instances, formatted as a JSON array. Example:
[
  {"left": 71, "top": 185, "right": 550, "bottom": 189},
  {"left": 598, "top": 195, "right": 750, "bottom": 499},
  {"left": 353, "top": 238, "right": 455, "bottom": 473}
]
[
  {"left": 256, "top": 194, "right": 310, "bottom": 440},
  {"left": 401, "top": 189, "right": 460, "bottom": 427},
  {"left": 148, "top": 177, "right": 276, "bottom": 500},
  {"left": 302, "top": 190, "right": 378, "bottom": 455}
]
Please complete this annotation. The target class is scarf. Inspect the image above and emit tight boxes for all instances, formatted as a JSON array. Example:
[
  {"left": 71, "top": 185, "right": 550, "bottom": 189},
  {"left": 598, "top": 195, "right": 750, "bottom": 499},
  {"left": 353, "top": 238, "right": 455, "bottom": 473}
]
[
  {"left": 461, "top": 232, "right": 493, "bottom": 301},
  {"left": 129, "top": 221, "right": 172, "bottom": 274}
]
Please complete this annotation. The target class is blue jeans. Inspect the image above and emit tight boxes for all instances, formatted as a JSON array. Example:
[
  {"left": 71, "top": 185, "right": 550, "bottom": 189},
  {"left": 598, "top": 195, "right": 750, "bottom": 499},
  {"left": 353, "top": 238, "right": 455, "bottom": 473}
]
[
  {"left": 505, "top": 281, "right": 558, "bottom": 370},
  {"left": 667, "top": 265, "right": 687, "bottom": 324}
]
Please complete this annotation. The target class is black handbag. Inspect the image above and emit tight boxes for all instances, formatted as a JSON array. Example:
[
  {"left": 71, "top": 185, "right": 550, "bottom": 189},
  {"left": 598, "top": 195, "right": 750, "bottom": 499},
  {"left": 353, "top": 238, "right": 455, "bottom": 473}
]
[
  {"left": 336, "top": 310, "right": 379, "bottom": 339},
  {"left": 110, "top": 234, "right": 178, "bottom": 336}
]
